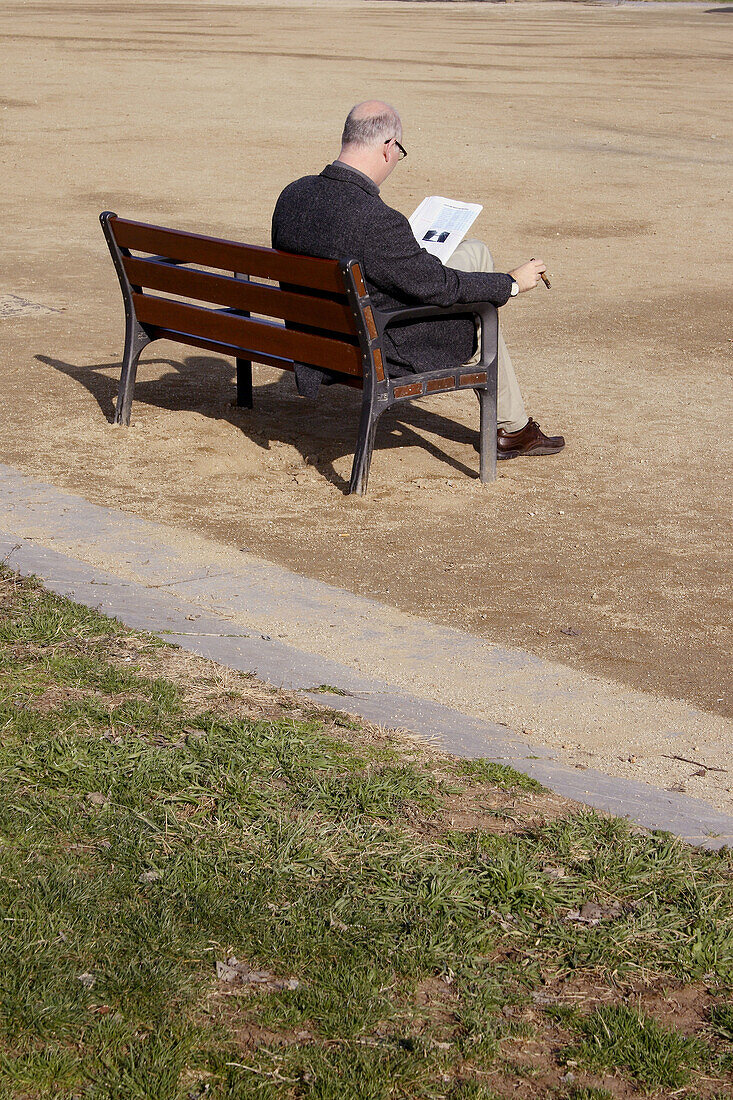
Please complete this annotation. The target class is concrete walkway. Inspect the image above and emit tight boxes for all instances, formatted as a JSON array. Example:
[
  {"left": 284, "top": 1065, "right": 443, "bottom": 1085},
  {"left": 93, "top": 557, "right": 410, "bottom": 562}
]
[{"left": 1, "top": 463, "right": 732, "bottom": 849}]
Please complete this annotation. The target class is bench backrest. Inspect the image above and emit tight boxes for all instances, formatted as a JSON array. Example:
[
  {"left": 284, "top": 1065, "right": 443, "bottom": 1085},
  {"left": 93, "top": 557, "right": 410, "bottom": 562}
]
[{"left": 100, "top": 214, "right": 383, "bottom": 383}]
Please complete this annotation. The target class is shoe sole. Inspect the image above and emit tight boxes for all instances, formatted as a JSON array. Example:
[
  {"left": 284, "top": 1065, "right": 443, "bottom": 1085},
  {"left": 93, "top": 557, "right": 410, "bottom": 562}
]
[{"left": 497, "top": 443, "right": 565, "bottom": 460}]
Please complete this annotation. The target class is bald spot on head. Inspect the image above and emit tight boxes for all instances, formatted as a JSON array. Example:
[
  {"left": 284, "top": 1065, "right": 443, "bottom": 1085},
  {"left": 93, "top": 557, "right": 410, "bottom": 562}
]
[
  {"left": 349, "top": 100, "right": 398, "bottom": 124},
  {"left": 341, "top": 101, "right": 402, "bottom": 149}
]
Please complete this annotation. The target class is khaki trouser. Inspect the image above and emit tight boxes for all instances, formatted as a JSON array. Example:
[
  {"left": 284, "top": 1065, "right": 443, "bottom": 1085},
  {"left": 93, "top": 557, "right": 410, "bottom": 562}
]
[{"left": 445, "top": 238, "right": 527, "bottom": 433}]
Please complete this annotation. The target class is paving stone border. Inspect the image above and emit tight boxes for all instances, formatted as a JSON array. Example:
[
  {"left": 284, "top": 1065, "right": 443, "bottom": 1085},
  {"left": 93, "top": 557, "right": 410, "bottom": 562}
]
[{"left": 3, "top": 531, "right": 732, "bottom": 849}]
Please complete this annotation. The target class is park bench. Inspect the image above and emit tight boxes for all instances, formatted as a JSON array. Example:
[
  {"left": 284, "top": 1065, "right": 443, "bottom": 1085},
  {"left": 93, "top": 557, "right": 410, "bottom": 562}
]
[{"left": 100, "top": 211, "right": 500, "bottom": 495}]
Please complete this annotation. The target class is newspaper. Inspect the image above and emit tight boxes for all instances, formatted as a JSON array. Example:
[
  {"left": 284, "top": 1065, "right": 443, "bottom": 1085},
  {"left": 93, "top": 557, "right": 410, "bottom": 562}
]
[{"left": 408, "top": 195, "right": 483, "bottom": 263}]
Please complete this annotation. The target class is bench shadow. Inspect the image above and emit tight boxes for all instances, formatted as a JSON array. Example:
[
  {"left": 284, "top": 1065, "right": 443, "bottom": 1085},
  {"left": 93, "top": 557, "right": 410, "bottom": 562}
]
[{"left": 36, "top": 352, "right": 482, "bottom": 492}]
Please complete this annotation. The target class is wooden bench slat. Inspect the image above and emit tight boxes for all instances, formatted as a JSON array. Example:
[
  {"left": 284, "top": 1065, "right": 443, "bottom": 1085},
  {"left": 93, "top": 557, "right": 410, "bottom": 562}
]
[
  {"left": 146, "top": 327, "right": 364, "bottom": 389},
  {"left": 113, "top": 218, "right": 345, "bottom": 293},
  {"left": 133, "top": 294, "right": 363, "bottom": 376},
  {"left": 123, "top": 256, "right": 355, "bottom": 335}
]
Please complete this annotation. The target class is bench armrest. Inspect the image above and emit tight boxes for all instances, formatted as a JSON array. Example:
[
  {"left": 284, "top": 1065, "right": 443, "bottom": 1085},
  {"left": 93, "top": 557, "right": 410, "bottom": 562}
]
[
  {"left": 375, "top": 300, "right": 497, "bottom": 327},
  {"left": 372, "top": 300, "right": 499, "bottom": 369}
]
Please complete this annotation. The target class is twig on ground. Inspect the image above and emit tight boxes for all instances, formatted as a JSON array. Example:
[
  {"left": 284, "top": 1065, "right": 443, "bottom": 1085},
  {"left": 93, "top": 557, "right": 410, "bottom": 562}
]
[{"left": 661, "top": 754, "right": 727, "bottom": 773}]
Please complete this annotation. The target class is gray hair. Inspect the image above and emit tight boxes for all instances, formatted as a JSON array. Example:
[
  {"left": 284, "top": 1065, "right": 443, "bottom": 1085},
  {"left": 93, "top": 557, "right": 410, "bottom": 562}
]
[{"left": 341, "top": 103, "right": 401, "bottom": 148}]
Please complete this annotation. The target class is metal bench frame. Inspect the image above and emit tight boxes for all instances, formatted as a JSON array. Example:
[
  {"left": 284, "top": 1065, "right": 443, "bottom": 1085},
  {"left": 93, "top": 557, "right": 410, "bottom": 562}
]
[{"left": 101, "top": 211, "right": 499, "bottom": 495}]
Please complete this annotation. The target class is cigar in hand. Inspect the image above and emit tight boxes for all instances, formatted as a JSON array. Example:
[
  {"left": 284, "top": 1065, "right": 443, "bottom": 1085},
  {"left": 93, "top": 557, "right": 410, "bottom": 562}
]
[{"left": 531, "top": 258, "right": 551, "bottom": 289}]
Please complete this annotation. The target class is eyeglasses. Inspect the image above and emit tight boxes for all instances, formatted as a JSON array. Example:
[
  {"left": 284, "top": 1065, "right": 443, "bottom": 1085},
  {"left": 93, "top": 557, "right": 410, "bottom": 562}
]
[{"left": 385, "top": 137, "right": 407, "bottom": 161}]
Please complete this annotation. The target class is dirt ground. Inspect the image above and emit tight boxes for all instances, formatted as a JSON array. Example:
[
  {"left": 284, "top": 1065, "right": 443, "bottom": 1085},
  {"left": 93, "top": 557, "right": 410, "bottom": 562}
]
[{"left": 1, "top": 0, "right": 732, "bottom": 747}]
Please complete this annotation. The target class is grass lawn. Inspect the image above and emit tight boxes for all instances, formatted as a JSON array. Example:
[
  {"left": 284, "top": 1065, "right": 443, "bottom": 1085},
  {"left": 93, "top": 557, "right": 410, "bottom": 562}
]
[{"left": 1, "top": 568, "right": 732, "bottom": 1099}]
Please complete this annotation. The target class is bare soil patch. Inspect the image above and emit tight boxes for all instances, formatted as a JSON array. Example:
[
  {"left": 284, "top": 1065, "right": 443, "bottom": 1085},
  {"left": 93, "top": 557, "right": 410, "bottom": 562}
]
[{"left": 1, "top": 0, "right": 731, "bottom": 737}]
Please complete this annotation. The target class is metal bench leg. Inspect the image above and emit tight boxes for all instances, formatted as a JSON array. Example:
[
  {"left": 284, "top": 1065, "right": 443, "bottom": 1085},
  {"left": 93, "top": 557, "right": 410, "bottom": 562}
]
[
  {"left": 476, "top": 386, "right": 497, "bottom": 482},
  {"left": 114, "top": 317, "right": 151, "bottom": 426},
  {"left": 236, "top": 358, "right": 253, "bottom": 408},
  {"left": 349, "top": 398, "right": 383, "bottom": 496}
]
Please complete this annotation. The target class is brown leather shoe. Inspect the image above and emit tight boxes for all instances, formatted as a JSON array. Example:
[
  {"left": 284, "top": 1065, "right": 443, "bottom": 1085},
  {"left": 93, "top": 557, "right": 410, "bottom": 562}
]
[{"left": 497, "top": 418, "right": 565, "bottom": 460}]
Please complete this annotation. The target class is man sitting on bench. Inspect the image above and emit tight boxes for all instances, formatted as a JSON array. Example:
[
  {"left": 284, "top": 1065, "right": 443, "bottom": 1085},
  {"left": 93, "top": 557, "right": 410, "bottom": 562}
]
[{"left": 271, "top": 99, "right": 564, "bottom": 461}]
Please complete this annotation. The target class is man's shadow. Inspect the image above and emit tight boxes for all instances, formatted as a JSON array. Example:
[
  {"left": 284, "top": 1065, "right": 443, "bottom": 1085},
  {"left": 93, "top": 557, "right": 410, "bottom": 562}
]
[{"left": 36, "top": 352, "right": 482, "bottom": 492}]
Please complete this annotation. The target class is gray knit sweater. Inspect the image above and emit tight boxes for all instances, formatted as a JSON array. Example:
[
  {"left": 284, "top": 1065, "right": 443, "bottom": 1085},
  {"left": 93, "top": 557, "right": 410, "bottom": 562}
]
[{"left": 271, "top": 163, "right": 512, "bottom": 390}]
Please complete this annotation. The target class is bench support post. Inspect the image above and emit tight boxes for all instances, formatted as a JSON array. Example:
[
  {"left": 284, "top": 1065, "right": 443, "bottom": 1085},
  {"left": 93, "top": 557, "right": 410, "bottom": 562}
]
[
  {"left": 236, "top": 358, "right": 253, "bottom": 409},
  {"left": 101, "top": 210, "right": 154, "bottom": 426},
  {"left": 115, "top": 316, "right": 152, "bottom": 426},
  {"left": 232, "top": 272, "right": 253, "bottom": 409},
  {"left": 476, "top": 386, "right": 497, "bottom": 482},
  {"left": 475, "top": 304, "right": 499, "bottom": 483},
  {"left": 341, "top": 260, "right": 391, "bottom": 497},
  {"left": 350, "top": 400, "right": 383, "bottom": 496}
]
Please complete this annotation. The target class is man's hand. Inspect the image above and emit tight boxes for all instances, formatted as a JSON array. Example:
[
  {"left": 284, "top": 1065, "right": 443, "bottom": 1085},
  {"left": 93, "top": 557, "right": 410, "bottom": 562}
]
[{"left": 508, "top": 258, "right": 547, "bottom": 293}]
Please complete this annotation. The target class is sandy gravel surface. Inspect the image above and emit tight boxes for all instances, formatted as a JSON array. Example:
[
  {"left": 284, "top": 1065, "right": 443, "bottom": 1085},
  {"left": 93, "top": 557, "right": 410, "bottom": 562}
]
[{"left": 1, "top": 2, "right": 731, "bottom": 780}]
